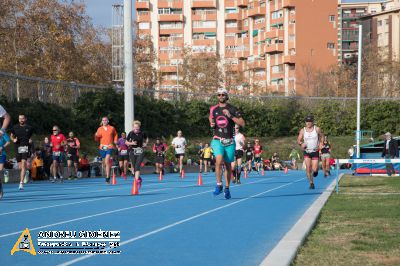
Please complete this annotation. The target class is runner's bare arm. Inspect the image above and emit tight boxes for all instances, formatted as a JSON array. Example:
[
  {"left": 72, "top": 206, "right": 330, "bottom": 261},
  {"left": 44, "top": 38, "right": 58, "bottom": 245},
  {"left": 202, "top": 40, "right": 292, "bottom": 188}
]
[
  {"left": 317, "top": 127, "right": 324, "bottom": 149},
  {"left": 1, "top": 112, "right": 10, "bottom": 132},
  {"left": 297, "top": 128, "right": 306, "bottom": 150}
]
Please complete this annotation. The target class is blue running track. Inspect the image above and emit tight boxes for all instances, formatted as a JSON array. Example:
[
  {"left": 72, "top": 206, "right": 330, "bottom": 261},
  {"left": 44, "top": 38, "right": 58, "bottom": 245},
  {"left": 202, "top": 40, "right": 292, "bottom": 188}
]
[{"left": 0, "top": 170, "right": 335, "bottom": 266}]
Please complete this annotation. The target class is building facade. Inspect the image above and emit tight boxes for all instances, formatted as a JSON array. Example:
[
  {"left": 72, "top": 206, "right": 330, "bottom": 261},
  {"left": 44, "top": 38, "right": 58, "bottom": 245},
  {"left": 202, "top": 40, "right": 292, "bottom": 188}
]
[
  {"left": 338, "top": 0, "right": 400, "bottom": 65},
  {"left": 136, "top": 0, "right": 338, "bottom": 96},
  {"left": 361, "top": 7, "right": 400, "bottom": 61}
]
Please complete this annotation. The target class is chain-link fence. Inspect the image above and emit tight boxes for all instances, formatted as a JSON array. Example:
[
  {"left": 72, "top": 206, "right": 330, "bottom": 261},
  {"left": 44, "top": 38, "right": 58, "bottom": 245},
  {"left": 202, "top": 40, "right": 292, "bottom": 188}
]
[
  {"left": 0, "top": 71, "right": 109, "bottom": 106},
  {"left": 1, "top": 70, "right": 400, "bottom": 107}
]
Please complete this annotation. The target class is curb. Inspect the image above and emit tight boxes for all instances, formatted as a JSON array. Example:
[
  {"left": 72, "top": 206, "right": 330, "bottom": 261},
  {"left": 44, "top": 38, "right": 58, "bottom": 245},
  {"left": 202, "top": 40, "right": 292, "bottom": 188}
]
[{"left": 260, "top": 173, "right": 344, "bottom": 266}]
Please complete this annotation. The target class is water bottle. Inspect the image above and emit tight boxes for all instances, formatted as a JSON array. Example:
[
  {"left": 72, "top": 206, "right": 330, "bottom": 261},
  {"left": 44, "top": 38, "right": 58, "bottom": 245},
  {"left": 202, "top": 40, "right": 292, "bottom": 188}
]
[
  {"left": 4, "top": 170, "right": 9, "bottom": 183},
  {"left": 24, "top": 170, "right": 29, "bottom": 184}
]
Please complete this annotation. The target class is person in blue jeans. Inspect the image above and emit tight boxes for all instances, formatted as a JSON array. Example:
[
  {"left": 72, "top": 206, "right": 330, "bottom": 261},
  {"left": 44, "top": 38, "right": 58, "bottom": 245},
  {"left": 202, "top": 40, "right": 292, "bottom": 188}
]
[{"left": 209, "top": 88, "right": 245, "bottom": 199}]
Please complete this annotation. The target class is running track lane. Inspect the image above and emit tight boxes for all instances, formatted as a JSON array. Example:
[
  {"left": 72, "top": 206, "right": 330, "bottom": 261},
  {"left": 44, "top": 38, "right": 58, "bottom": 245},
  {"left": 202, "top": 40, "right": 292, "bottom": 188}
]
[{"left": 0, "top": 171, "right": 334, "bottom": 265}]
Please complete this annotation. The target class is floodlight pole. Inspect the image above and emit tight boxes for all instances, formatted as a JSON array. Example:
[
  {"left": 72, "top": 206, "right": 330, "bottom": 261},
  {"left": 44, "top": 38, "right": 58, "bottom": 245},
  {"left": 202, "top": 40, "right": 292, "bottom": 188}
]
[
  {"left": 356, "top": 24, "right": 362, "bottom": 159},
  {"left": 124, "top": 0, "right": 134, "bottom": 132}
]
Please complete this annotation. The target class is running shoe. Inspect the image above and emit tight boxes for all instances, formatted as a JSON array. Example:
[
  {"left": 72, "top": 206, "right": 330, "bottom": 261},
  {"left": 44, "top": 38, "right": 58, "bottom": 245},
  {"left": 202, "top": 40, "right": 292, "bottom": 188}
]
[
  {"left": 68, "top": 175, "right": 73, "bottom": 180},
  {"left": 237, "top": 179, "right": 241, "bottom": 184},
  {"left": 309, "top": 183, "right": 315, "bottom": 189},
  {"left": 213, "top": 185, "right": 223, "bottom": 196},
  {"left": 313, "top": 171, "right": 318, "bottom": 177},
  {"left": 106, "top": 177, "right": 110, "bottom": 184},
  {"left": 137, "top": 177, "right": 142, "bottom": 190},
  {"left": 0, "top": 182, "right": 3, "bottom": 199},
  {"left": 19, "top": 182, "right": 24, "bottom": 190},
  {"left": 224, "top": 187, "right": 231, "bottom": 199},
  {"left": 232, "top": 177, "right": 236, "bottom": 184}
]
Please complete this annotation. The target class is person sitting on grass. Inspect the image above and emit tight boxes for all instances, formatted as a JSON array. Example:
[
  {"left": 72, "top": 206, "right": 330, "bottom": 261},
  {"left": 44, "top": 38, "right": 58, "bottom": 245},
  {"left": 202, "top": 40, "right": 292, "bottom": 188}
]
[{"left": 271, "top": 152, "right": 283, "bottom": 170}]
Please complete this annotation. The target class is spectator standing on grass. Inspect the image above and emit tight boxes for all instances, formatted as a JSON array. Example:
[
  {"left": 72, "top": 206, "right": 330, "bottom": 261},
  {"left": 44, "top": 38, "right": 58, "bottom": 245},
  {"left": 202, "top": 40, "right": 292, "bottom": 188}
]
[{"left": 381, "top": 132, "right": 398, "bottom": 177}]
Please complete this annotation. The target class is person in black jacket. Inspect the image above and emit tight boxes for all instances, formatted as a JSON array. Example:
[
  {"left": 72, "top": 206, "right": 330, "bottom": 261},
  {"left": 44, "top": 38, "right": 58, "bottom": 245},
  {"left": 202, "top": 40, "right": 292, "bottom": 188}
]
[{"left": 381, "top": 132, "right": 399, "bottom": 176}]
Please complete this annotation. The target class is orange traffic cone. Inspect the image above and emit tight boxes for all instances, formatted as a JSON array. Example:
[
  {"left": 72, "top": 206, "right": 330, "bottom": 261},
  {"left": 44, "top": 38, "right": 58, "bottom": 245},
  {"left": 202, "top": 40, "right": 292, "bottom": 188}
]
[
  {"left": 111, "top": 171, "right": 117, "bottom": 185},
  {"left": 197, "top": 173, "right": 203, "bottom": 186},
  {"left": 131, "top": 179, "right": 138, "bottom": 195},
  {"left": 262, "top": 169, "right": 265, "bottom": 176},
  {"left": 159, "top": 171, "right": 163, "bottom": 181},
  {"left": 284, "top": 167, "right": 288, "bottom": 174}
]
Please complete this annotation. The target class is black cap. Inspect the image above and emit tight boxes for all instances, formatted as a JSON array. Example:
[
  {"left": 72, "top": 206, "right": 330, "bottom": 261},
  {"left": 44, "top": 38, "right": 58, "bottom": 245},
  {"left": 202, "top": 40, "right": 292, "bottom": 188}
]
[{"left": 305, "top": 114, "right": 314, "bottom": 122}]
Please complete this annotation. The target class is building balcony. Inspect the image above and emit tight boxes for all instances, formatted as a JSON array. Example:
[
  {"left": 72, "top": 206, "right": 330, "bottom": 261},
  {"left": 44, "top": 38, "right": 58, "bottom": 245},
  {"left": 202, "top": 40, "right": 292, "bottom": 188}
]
[
  {"left": 191, "top": 0, "right": 216, "bottom": 8},
  {"left": 158, "top": 0, "right": 183, "bottom": 9},
  {"left": 159, "top": 65, "right": 179, "bottom": 73},
  {"left": 136, "top": 0, "right": 150, "bottom": 9},
  {"left": 247, "top": 6, "right": 266, "bottom": 17},
  {"left": 237, "top": 0, "right": 248, "bottom": 7},
  {"left": 158, "top": 52, "right": 182, "bottom": 61},
  {"left": 158, "top": 14, "right": 184, "bottom": 22},
  {"left": 192, "top": 12, "right": 217, "bottom": 21},
  {"left": 282, "top": 0, "right": 295, "bottom": 8},
  {"left": 159, "top": 28, "right": 184, "bottom": 35},
  {"left": 225, "top": 12, "right": 239, "bottom": 20},
  {"left": 137, "top": 13, "right": 150, "bottom": 22},
  {"left": 283, "top": 55, "right": 296, "bottom": 64},
  {"left": 192, "top": 27, "right": 217, "bottom": 33},
  {"left": 225, "top": 27, "right": 240, "bottom": 34},
  {"left": 265, "top": 43, "right": 284, "bottom": 54},
  {"left": 159, "top": 38, "right": 184, "bottom": 47},
  {"left": 192, "top": 39, "right": 217, "bottom": 46},
  {"left": 236, "top": 50, "right": 250, "bottom": 58},
  {"left": 247, "top": 60, "right": 266, "bottom": 69}
]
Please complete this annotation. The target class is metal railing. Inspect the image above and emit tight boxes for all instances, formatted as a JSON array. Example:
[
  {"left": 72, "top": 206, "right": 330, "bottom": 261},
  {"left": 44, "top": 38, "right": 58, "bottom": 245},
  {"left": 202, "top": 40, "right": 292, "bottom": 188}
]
[{"left": 0, "top": 71, "right": 109, "bottom": 106}]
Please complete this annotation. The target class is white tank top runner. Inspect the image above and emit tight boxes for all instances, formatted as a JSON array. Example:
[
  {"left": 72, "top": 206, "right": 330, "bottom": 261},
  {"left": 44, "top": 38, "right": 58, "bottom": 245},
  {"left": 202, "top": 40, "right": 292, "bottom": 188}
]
[
  {"left": 304, "top": 126, "right": 319, "bottom": 152},
  {"left": 235, "top": 133, "right": 245, "bottom": 150}
]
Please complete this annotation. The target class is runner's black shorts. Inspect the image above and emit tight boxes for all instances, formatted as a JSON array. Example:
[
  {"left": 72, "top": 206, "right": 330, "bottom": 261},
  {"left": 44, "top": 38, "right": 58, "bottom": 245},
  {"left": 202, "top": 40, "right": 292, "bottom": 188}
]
[
  {"left": 118, "top": 155, "right": 129, "bottom": 161},
  {"left": 203, "top": 157, "right": 211, "bottom": 162},
  {"left": 235, "top": 150, "right": 243, "bottom": 159},
  {"left": 129, "top": 152, "right": 145, "bottom": 171},
  {"left": 155, "top": 156, "right": 165, "bottom": 164},
  {"left": 16, "top": 152, "right": 29, "bottom": 162},
  {"left": 175, "top": 153, "right": 184, "bottom": 159},
  {"left": 67, "top": 153, "right": 79, "bottom": 163},
  {"left": 304, "top": 151, "right": 319, "bottom": 160}
]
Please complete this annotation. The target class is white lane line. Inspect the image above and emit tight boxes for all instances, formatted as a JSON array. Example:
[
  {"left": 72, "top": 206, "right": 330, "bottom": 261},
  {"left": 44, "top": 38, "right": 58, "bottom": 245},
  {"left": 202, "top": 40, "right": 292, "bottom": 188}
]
[
  {"left": 0, "top": 178, "right": 272, "bottom": 239},
  {"left": 58, "top": 177, "right": 305, "bottom": 266},
  {"left": 1, "top": 178, "right": 184, "bottom": 204},
  {"left": 0, "top": 180, "right": 215, "bottom": 216}
]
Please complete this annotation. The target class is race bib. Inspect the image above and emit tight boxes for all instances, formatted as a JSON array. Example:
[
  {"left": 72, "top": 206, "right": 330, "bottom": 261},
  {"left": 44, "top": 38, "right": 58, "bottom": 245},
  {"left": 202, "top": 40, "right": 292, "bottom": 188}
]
[
  {"left": 53, "top": 151, "right": 61, "bottom": 157},
  {"left": 18, "top": 146, "right": 29, "bottom": 154},
  {"left": 133, "top": 148, "right": 143, "bottom": 155},
  {"left": 120, "top": 149, "right": 128, "bottom": 155},
  {"left": 221, "top": 138, "right": 234, "bottom": 147},
  {"left": 101, "top": 145, "right": 109, "bottom": 151}
]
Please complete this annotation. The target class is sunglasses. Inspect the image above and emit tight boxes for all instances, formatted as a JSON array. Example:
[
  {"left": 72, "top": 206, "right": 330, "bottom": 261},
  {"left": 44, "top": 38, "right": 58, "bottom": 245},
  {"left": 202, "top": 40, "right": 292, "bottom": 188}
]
[
  {"left": 217, "top": 94, "right": 226, "bottom": 97},
  {"left": 52, "top": 129, "right": 58, "bottom": 131}
]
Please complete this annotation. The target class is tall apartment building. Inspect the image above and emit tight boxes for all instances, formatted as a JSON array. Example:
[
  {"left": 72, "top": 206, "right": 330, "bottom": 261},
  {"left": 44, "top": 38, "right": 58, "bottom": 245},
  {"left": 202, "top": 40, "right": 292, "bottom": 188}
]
[
  {"left": 338, "top": 0, "right": 400, "bottom": 65},
  {"left": 136, "top": 0, "right": 338, "bottom": 96},
  {"left": 360, "top": 6, "right": 400, "bottom": 61}
]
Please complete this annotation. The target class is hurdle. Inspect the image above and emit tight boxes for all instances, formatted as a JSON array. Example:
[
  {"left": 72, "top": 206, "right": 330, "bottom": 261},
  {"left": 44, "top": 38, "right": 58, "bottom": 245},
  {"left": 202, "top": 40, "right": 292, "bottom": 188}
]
[{"left": 335, "top": 158, "right": 400, "bottom": 194}]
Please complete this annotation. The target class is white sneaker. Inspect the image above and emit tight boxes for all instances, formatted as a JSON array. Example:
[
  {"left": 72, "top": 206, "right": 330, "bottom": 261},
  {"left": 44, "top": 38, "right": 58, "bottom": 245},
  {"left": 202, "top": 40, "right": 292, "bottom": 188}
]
[
  {"left": 19, "top": 183, "right": 24, "bottom": 190},
  {"left": 51, "top": 177, "right": 56, "bottom": 183}
]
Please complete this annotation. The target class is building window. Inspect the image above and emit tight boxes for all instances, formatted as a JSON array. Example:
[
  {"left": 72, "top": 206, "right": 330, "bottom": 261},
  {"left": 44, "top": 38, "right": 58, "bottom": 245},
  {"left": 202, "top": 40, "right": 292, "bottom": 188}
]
[
  {"left": 329, "top": 15, "right": 335, "bottom": 22},
  {"left": 385, "top": 19, "right": 389, "bottom": 25},
  {"left": 378, "top": 20, "right": 382, "bottom": 27},
  {"left": 327, "top": 43, "right": 335, "bottom": 49},
  {"left": 271, "top": 10, "right": 283, "bottom": 19},
  {"left": 138, "top": 22, "right": 150, "bottom": 29}
]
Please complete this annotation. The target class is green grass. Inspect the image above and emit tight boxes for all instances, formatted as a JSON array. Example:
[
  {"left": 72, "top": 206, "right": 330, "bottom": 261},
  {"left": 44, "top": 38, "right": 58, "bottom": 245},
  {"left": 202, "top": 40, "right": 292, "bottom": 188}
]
[
  {"left": 292, "top": 175, "right": 400, "bottom": 266},
  {"left": 2, "top": 134, "right": 365, "bottom": 162}
]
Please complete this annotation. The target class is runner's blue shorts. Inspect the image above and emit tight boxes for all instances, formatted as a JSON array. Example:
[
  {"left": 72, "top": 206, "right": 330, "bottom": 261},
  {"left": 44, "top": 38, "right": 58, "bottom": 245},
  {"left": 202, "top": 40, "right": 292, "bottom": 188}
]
[{"left": 211, "top": 139, "right": 236, "bottom": 163}]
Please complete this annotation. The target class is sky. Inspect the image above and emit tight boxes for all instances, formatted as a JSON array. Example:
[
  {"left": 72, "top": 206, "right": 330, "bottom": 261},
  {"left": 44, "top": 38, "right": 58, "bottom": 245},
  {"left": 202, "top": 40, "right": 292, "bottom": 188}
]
[{"left": 83, "top": 0, "right": 125, "bottom": 28}]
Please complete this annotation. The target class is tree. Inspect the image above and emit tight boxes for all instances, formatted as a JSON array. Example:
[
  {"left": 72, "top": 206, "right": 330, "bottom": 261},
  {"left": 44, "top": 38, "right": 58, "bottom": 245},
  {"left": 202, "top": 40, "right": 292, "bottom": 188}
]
[
  {"left": 133, "top": 31, "right": 158, "bottom": 92},
  {"left": 180, "top": 46, "right": 223, "bottom": 93},
  {"left": 0, "top": 0, "right": 111, "bottom": 85}
]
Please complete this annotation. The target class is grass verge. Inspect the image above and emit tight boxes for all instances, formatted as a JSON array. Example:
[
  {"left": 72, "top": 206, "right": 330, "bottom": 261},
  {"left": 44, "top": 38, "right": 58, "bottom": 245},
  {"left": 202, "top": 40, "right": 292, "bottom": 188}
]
[{"left": 293, "top": 175, "right": 400, "bottom": 266}]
